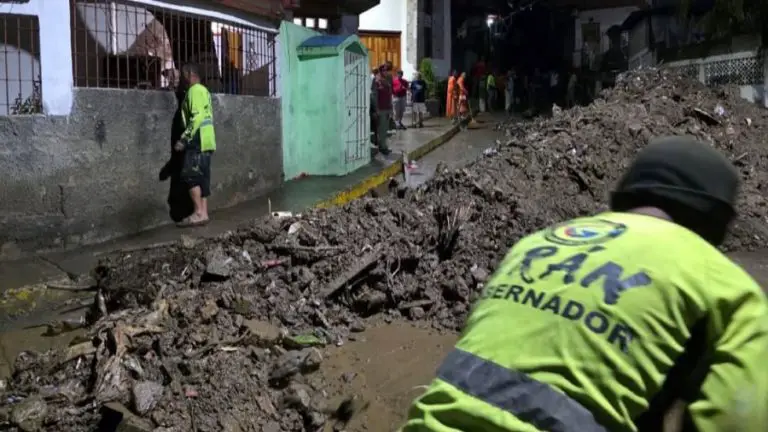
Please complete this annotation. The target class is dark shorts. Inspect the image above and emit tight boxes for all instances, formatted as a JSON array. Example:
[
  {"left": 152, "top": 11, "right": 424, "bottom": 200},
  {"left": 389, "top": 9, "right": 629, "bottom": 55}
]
[{"left": 181, "top": 150, "right": 213, "bottom": 197}]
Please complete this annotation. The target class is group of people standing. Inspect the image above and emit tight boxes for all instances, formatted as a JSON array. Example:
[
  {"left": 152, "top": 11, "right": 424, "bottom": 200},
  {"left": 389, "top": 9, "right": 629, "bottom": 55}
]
[
  {"left": 370, "top": 61, "right": 429, "bottom": 156},
  {"left": 447, "top": 63, "right": 581, "bottom": 118},
  {"left": 444, "top": 68, "right": 517, "bottom": 122}
]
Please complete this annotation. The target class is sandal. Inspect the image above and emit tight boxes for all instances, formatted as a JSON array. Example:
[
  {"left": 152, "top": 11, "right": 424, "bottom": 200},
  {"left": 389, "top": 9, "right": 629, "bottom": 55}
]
[{"left": 176, "top": 217, "right": 210, "bottom": 228}]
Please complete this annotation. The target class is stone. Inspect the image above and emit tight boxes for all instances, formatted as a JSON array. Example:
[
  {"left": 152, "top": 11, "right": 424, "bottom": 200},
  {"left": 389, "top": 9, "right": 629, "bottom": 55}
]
[
  {"left": 282, "top": 383, "right": 312, "bottom": 413},
  {"left": 219, "top": 413, "right": 244, "bottom": 432},
  {"left": 131, "top": 380, "right": 164, "bottom": 415},
  {"left": 242, "top": 319, "right": 282, "bottom": 347},
  {"left": 205, "top": 246, "right": 232, "bottom": 279},
  {"left": 307, "top": 411, "right": 327, "bottom": 428},
  {"left": 300, "top": 347, "right": 323, "bottom": 372},
  {"left": 180, "top": 235, "right": 197, "bottom": 249},
  {"left": 470, "top": 266, "right": 490, "bottom": 283},
  {"left": 261, "top": 421, "right": 282, "bottom": 432},
  {"left": 408, "top": 306, "right": 425, "bottom": 320},
  {"left": 348, "top": 320, "right": 366, "bottom": 333},
  {"left": 255, "top": 394, "right": 277, "bottom": 417},
  {"left": 269, "top": 348, "right": 323, "bottom": 384},
  {"left": 9, "top": 396, "right": 47, "bottom": 432},
  {"left": 199, "top": 299, "right": 220, "bottom": 322}
]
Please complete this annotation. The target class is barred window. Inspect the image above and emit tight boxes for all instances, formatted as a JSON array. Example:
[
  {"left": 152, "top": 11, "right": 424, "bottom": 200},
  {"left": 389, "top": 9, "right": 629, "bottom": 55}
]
[
  {"left": 1, "top": 14, "right": 42, "bottom": 115},
  {"left": 70, "top": 0, "right": 277, "bottom": 96}
]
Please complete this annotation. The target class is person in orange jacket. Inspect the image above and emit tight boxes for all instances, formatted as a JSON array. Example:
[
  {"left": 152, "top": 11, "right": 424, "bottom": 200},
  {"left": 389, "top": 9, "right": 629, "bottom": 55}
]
[{"left": 446, "top": 70, "right": 458, "bottom": 119}]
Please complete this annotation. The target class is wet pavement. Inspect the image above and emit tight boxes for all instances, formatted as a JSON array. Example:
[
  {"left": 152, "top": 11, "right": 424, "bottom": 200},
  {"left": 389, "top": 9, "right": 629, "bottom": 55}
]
[{"left": 403, "top": 113, "right": 508, "bottom": 188}]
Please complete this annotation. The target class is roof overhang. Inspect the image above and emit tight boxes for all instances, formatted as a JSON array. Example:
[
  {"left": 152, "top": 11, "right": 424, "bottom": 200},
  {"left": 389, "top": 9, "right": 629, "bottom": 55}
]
[
  {"left": 212, "top": 0, "right": 287, "bottom": 19},
  {"left": 547, "top": 0, "right": 647, "bottom": 11},
  {"left": 289, "top": 0, "right": 380, "bottom": 17}
]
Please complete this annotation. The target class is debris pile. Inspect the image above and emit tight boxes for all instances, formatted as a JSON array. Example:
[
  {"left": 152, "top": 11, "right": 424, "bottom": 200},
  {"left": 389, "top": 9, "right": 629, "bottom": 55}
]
[{"left": 3, "top": 69, "right": 768, "bottom": 431}]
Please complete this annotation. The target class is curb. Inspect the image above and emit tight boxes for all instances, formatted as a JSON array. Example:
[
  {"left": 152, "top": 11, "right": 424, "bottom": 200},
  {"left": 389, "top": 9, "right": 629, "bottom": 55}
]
[{"left": 314, "top": 123, "right": 461, "bottom": 208}]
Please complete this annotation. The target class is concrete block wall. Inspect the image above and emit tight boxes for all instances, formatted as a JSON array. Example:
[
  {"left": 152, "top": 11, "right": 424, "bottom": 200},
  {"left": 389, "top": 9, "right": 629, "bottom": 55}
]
[{"left": 0, "top": 89, "right": 282, "bottom": 259}]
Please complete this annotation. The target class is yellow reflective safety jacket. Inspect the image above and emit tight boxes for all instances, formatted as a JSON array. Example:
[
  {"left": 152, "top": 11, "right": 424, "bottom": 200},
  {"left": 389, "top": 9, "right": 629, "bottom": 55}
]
[
  {"left": 181, "top": 83, "right": 216, "bottom": 152},
  {"left": 404, "top": 212, "right": 768, "bottom": 432}
]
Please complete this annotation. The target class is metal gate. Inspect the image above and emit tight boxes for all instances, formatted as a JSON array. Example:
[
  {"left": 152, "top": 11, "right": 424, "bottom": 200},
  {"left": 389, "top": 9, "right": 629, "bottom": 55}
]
[{"left": 343, "top": 49, "right": 369, "bottom": 164}]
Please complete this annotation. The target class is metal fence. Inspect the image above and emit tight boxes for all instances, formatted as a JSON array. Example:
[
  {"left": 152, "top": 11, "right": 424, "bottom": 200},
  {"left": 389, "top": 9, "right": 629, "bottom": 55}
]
[
  {"left": 664, "top": 51, "right": 764, "bottom": 86},
  {"left": 1, "top": 14, "right": 43, "bottom": 115},
  {"left": 70, "top": 0, "right": 277, "bottom": 96}
]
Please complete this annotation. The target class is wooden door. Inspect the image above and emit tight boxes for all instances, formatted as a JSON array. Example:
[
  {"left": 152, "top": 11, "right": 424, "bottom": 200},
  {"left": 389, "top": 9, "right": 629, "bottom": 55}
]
[{"left": 358, "top": 31, "right": 401, "bottom": 72}]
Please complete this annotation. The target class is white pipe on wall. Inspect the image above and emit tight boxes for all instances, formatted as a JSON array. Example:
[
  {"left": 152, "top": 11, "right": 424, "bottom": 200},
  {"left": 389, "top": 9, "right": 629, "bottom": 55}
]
[{"left": 110, "top": 1, "right": 118, "bottom": 54}]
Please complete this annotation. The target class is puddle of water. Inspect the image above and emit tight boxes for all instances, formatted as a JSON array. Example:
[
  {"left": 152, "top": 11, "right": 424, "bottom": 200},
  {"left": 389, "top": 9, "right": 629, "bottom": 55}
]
[
  {"left": 0, "top": 325, "right": 86, "bottom": 378},
  {"left": 320, "top": 322, "right": 456, "bottom": 431}
]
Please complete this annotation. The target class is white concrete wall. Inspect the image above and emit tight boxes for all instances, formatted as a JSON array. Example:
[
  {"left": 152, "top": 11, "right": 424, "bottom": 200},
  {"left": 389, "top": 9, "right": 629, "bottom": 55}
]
[
  {"left": 358, "top": 0, "right": 451, "bottom": 79},
  {"left": 1, "top": 0, "right": 73, "bottom": 115},
  {"left": 359, "top": 0, "right": 404, "bottom": 33},
  {"left": 1, "top": 0, "right": 280, "bottom": 116}
]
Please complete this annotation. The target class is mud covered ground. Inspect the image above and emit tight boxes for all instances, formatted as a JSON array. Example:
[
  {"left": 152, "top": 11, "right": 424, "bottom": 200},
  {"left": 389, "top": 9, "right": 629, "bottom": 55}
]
[{"left": 3, "top": 69, "right": 768, "bottom": 431}]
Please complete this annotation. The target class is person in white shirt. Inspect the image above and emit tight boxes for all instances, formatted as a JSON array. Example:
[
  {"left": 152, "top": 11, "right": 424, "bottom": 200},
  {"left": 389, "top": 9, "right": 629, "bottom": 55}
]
[
  {"left": 505, "top": 69, "right": 515, "bottom": 114},
  {"left": 566, "top": 70, "right": 577, "bottom": 108}
]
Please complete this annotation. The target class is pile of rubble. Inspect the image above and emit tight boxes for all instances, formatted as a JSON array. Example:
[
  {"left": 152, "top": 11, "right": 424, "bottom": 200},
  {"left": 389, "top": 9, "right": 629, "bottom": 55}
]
[{"left": 3, "top": 69, "right": 768, "bottom": 431}]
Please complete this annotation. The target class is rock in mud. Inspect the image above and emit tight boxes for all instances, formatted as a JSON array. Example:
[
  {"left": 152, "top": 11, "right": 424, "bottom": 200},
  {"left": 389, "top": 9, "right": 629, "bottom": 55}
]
[
  {"left": 10, "top": 396, "right": 47, "bottom": 431},
  {"left": 218, "top": 413, "right": 244, "bottom": 432},
  {"left": 269, "top": 348, "right": 323, "bottom": 384},
  {"left": 283, "top": 382, "right": 313, "bottom": 412},
  {"left": 470, "top": 265, "right": 490, "bottom": 283},
  {"left": 242, "top": 319, "right": 283, "bottom": 347},
  {"left": 261, "top": 420, "right": 282, "bottom": 432},
  {"left": 409, "top": 306, "right": 426, "bottom": 320},
  {"left": 205, "top": 246, "right": 232, "bottom": 279},
  {"left": 198, "top": 299, "right": 220, "bottom": 322},
  {"left": 131, "top": 380, "right": 164, "bottom": 415}
]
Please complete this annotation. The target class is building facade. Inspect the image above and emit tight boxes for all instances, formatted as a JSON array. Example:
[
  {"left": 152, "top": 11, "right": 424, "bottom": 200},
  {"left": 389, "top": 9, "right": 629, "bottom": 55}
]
[
  {"left": 0, "top": 0, "right": 283, "bottom": 258},
  {"left": 358, "top": 0, "right": 452, "bottom": 79}
]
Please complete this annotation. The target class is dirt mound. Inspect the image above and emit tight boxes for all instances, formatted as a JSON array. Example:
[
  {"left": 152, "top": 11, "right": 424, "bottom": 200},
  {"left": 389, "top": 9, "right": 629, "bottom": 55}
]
[
  {"left": 497, "top": 68, "right": 768, "bottom": 251},
  {"left": 3, "top": 69, "right": 768, "bottom": 431}
]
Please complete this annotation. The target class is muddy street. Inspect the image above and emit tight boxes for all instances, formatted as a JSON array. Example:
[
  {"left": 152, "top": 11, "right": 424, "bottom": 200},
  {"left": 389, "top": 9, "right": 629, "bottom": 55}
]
[{"left": 2, "top": 70, "right": 768, "bottom": 431}]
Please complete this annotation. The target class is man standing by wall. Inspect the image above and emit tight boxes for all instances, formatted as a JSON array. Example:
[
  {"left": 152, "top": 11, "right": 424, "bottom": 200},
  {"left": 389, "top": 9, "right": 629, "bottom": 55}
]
[
  {"left": 410, "top": 72, "right": 427, "bottom": 128},
  {"left": 175, "top": 63, "right": 216, "bottom": 227},
  {"left": 393, "top": 70, "right": 409, "bottom": 130},
  {"left": 487, "top": 71, "right": 498, "bottom": 112},
  {"left": 504, "top": 69, "right": 515, "bottom": 114},
  {"left": 373, "top": 65, "right": 393, "bottom": 156},
  {"left": 566, "top": 68, "right": 578, "bottom": 108},
  {"left": 370, "top": 68, "right": 381, "bottom": 148}
]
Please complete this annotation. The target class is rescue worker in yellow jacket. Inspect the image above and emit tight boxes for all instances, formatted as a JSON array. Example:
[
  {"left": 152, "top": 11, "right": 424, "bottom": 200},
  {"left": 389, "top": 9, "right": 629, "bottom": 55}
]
[
  {"left": 403, "top": 136, "right": 768, "bottom": 432},
  {"left": 175, "top": 62, "right": 216, "bottom": 227}
]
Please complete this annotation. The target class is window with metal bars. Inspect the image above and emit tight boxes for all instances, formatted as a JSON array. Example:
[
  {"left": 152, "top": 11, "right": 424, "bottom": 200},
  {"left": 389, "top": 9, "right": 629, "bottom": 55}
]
[
  {"left": 0, "top": 13, "right": 42, "bottom": 115},
  {"left": 69, "top": 0, "right": 277, "bottom": 96}
]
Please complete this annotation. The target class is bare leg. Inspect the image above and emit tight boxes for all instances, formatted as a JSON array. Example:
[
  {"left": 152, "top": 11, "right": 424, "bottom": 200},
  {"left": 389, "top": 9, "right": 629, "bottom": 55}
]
[
  {"left": 201, "top": 198, "right": 209, "bottom": 220},
  {"left": 189, "top": 186, "right": 206, "bottom": 222}
]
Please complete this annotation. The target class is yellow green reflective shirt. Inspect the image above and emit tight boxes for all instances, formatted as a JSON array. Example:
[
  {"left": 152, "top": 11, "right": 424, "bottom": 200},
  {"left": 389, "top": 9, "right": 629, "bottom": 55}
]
[
  {"left": 405, "top": 212, "right": 768, "bottom": 432},
  {"left": 181, "top": 83, "right": 216, "bottom": 152}
]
